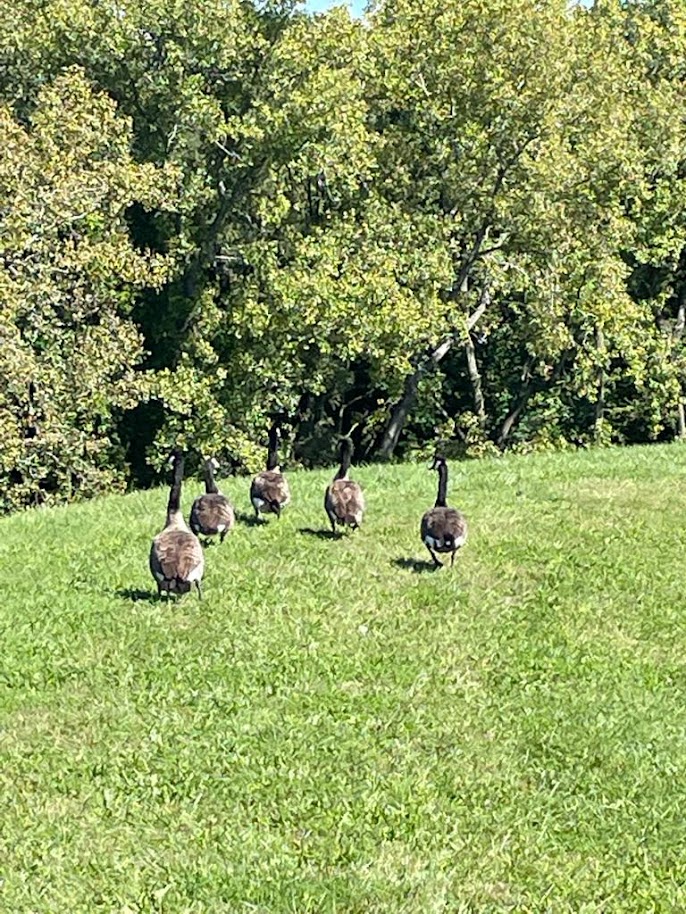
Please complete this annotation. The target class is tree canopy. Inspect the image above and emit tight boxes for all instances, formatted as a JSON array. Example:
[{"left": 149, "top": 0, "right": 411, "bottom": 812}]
[{"left": 0, "top": 0, "right": 685, "bottom": 507}]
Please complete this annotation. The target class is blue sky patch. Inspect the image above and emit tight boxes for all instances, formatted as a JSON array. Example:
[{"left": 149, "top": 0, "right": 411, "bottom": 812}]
[{"left": 305, "top": 0, "right": 366, "bottom": 16}]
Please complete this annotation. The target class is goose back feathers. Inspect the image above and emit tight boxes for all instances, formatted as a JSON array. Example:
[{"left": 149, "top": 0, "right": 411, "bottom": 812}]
[
  {"left": 250, "top": 425, "right": 291, "bottom": 518},
  {"left": 150, "top": 451, "right": 204, "bottom": 597},
  {"left": 420, "top": 455, "right": 467, "bottom": 568},
  {"left": 325, "top": 437, "right": 365, "bottom": 532},
  {"left": 190, "top": 457, "right": 235, "bottom": 542}
]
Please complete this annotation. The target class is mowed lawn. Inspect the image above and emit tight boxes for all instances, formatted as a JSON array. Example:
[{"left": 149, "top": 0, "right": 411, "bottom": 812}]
[{"left": 3, "top": 445, "right": 686, "bottom": 912}]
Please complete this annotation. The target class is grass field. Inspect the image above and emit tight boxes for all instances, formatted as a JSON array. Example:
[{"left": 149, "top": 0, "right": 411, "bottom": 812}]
[{"left": 3, "top": 444, "right": 686, "bottom": 912}]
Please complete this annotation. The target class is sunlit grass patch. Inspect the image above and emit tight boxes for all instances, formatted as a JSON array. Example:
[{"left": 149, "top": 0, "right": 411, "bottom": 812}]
[{"left": 3, "top": 443, "right": 686, "bottom": 911}]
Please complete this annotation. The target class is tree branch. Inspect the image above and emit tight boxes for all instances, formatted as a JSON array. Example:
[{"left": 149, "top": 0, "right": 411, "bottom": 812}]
[
  {"left": 496, "top": 350, "right": 572, "bottom": 447},
  {"left": 377, "top": 282, "right": 491, "bottom": 459}
]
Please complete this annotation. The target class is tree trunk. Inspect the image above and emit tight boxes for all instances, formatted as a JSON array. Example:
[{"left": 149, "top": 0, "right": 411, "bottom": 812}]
[
  {"left": 378, "top": 374, "right": 420, "bottom": 460},
  {"left": 496, "top": 352, "right": 570, "bottom": 447},
  {"left": 593, "top": 325, "right": 605, "bottom": 442},
  {"left": 497, "top": 374, "right": 534, "bottom": 447},
  {"left": 377, "top": 279, "right": 491, "bottom": 460},
  {"left": 674, "top": 301, "right": 686, "bottom": 439},
  {"left": 464, "top": 334, "right": 485, "bottom": 423},
  {"left": 378, "top": 341, "right": 451, "bottom": 460}
]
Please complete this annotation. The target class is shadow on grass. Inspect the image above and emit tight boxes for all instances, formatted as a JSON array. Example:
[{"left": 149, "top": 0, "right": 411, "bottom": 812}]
[
  {"left": 235, "top": 511, "right": 265, "bottom": 527},
  {"left": 298, "top": 526, "right": 341, "bottom": 541},
  {"left": 391, "top": 557, "right": 441, "bottom": 574},
  {"left": 114, "top": 587, "right": 160, "bottom": 603}
]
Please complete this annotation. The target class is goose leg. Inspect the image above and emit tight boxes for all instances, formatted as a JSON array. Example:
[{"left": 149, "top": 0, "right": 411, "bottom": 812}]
[
  {"left": 426, "top": 544, "right": 443, "bottom": 568},
  {"left": 196, "top": 580, "right": 203, "bottom": 601},
  {"left": 450, "top": 550, "right": 456, "bottom": 568}
]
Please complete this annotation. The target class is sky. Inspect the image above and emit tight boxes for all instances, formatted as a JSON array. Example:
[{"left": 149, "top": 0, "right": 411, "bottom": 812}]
[
  {"left": 305, "top": 0, "right": 366, "bottom": 16},
  {"left": 305, "top": 0, "right": 590, "bottom": 14}
]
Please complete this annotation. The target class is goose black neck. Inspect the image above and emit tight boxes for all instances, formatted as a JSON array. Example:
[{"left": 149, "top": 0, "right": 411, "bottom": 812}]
[
  {"left": 204, "top": 459, "right": 219, "bottom": 494},
  {"left": 335, "top": 438, "right": 353, "bottom": 480},
  {"left": 435, "top": 462, "right": 448, "bottom": 508},
  {"left": 266, "top": 427, "right": 279, "bottom": 471},
  {"left": 167, "top": 454, "right": 184, "bottom": 521}
]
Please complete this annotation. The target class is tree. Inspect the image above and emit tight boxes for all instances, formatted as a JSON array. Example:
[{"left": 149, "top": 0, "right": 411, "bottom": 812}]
[
  {"left": 366, "top": 0, "right": 677, "bottom": 455},
  {"left": 0, "top": 69, "right": 174, "bottom": 508}
]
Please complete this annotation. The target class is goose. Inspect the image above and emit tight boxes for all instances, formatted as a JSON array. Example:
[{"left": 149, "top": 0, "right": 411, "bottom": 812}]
[
  {"left": 324, "top": 437, "right": 365, "bottom": 533},
  {"left": 150, "top": 451, "right": 205, "bottom": 598},
  {"left": 189, "top": 457, "right": 235, "bottom": 544},
  {"left": 420, "top": 454, "right": 468, "bottom": 568},
  {"left": 250, "top": 424, "right": 291, "bottom": 520}
]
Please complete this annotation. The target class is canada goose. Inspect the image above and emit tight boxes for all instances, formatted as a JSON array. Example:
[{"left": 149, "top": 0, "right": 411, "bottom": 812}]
[
  {"left": 189, "top": 457, "right": 235, "bottom": 544},
  {"left": 150, "top": 451, "right": 204, "bottom": 598},
  {"left": 325, "top": 437, "right": 365, "bottom": 533},
  {"left": 420, "top": 455, "right": 468, "bottom": 568},
  {"left": 250, "top": 424, "right": 291, "bottom": 520}
]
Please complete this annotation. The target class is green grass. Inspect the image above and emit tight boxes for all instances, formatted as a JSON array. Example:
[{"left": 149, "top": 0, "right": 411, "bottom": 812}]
[{"left": 3, "top": 443, "right": 686, "bottom": 912}]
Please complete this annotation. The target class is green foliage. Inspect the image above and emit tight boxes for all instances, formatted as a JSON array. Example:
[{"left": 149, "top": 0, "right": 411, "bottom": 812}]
[
  {"left": 1, "top": 0, "right": 686, "bottom": 505},
  {"left": 0, "top": 69, "right": 175, "bottom": 509}
]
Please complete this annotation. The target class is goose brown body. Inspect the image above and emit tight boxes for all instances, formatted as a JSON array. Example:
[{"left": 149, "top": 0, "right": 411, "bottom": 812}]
[
  {"left": 190, "top": 458, "right": 235, "bottom": 542},
  {"left": 150, "top": 452, "right": 204, "bottom": 597},
  {"left": 325, "top": 438, "right": 365, "bottom": 532},
  {"left": 251, "top": 425, "right": 290, "bottom": 519},
  {"left": 150, "top": 529, "right": 204, "bottom": 594},
  {"left": 421, "top": 456, "right": 467, "bottom": 568}
]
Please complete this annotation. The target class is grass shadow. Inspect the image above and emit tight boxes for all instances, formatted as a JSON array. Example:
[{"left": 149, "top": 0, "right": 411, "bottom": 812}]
[
  {"left": 391, "top": 557, "right": 441, "bottom": 574},
  {"left": 114, "top": 587, "right": 160, "bottom": 603},
  {"left": 235, "top": 511, "right": 264, "bottom": 527},
  {"left": 298, "top": 527, "right": 341, "bottom": 541}
]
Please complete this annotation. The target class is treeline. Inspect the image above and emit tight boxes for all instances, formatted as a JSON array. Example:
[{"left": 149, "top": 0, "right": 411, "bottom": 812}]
[{"left": 0, "top": 0, "right": 685, "bottom": 510}]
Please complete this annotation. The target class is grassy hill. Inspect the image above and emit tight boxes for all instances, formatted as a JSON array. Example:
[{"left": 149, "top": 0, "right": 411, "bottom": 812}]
[{"left": 3, "top": 444, "right": 686, "bottom": 912}]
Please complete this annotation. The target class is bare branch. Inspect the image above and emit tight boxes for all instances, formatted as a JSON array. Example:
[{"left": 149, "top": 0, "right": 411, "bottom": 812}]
[
  {"left": 214, "top": 139, "right": 242, "bottom": 161},
  {"left": 378, "top": 281, "right": 492, "bottom": 458},
  {"left": 467, "top": 285, "right": 491, "bottom": 331}
]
